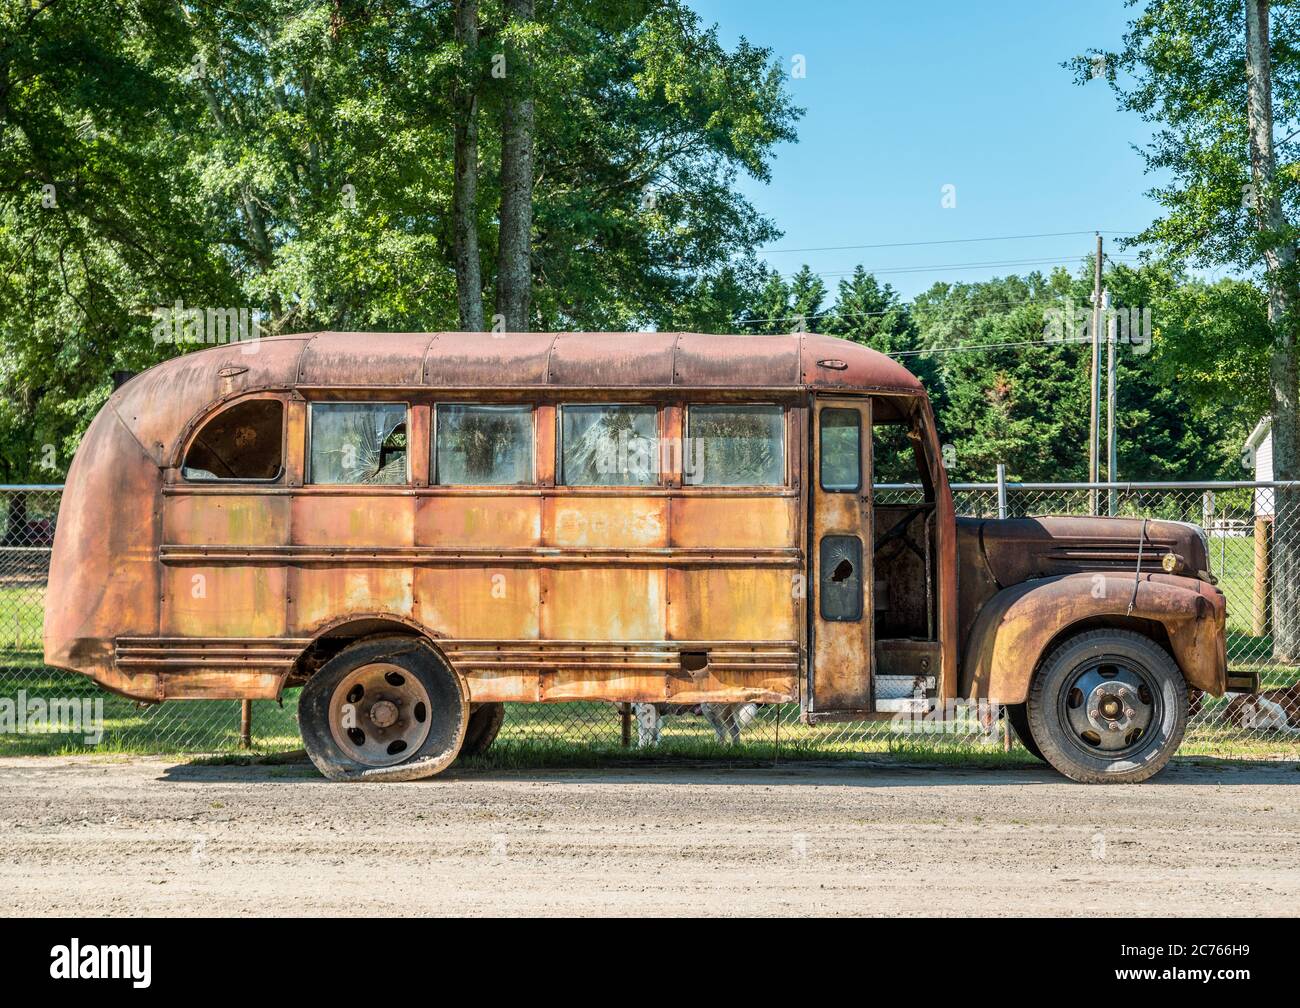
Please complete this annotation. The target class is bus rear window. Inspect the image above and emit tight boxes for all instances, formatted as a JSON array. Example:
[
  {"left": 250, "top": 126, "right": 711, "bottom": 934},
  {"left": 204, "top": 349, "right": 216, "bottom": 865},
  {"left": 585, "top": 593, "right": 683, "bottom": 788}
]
[
  {"left": 182, "top": 399, "right": 283, "bottom": 481},
  {"left": 309, "top": 403, "right": 408, "bottom": 485}
]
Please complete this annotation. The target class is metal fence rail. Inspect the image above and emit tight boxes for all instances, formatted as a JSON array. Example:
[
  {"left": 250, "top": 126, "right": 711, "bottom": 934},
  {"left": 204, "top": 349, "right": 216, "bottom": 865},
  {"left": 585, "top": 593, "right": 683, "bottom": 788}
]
[{"left": 2, "top": 482, "right": 1297, "bottom": 759}]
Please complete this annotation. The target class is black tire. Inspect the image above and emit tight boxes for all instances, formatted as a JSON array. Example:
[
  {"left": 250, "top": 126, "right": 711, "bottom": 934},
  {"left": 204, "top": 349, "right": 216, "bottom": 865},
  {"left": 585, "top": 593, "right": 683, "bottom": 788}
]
[
  {"left": 458, "top": 702, "right": 505, "bottom": 759},
  {"left": 1027, "top": 628, "right": 1187, "bottom": 784},
  {"left": 298, "top": 635, "right": 468, "bottom": 782},
  {"left": 1004, "top": 703, "right": 1045, "bottom": 761}
]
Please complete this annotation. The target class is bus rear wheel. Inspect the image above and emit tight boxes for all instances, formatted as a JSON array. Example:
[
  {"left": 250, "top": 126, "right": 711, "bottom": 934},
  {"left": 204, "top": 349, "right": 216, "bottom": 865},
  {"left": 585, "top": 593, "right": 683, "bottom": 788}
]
[
  {"left": 299, "top": 636, "right": 468, "bottom": 782},
  {"left": 1026, "top": 628, "right": 1187, "bottom": 784},
  {"left": 459, "top": 702, "right": 505, "bottom": 759}
]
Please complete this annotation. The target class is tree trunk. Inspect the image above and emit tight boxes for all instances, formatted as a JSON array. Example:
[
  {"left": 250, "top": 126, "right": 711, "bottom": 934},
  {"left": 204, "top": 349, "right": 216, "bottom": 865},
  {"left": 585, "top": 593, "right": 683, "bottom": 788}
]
[
  {"left": 2, "top": 492, "right": 27, "bottom": 548},
  {"left": 1246, "top": 0, "right": 1300, "bottom": 659},
  {"left": 495, "top": 0, "right": 535, "bottom": 332},
  {"left": 453, "top": 0, "right": 484, "bottom": 332}
]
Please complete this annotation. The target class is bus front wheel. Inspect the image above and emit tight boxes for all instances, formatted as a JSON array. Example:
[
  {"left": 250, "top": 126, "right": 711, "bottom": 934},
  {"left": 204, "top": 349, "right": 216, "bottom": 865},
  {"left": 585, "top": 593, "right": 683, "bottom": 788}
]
[
  {"left": 1026, "top": 628, "right": 1187, "bottom": 784},
  {"left": 299, "top": 636, "right": 468, "bottom": 782}
]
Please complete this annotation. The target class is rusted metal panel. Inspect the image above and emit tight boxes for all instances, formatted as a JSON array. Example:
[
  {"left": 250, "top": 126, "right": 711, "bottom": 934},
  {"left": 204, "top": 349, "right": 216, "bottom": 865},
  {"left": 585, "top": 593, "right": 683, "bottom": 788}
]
[
  {"left": 961, "top": 571, "right": 1228, "bottom": 703},
  {"left": 975, "top": 515, "right": 1209, "bottom": 583},
  {"left": 416, "top": 567, "right": 540, "bottom": 639},
  {"left": 44, "top": 405, "right": 160, "bottom": 691},
  {"left": 162, "top": 564, "right": 287, "bottom": 638},
  {"left": 291, "top": 493, "right": 415, "bottom": 547},
  {"left": 669, "top": 495, "right": 797, "bottom": 549},
  {"left": 667, "top": 568, "right": 797, "bottom": 641},
  {"left": 296, "top": 331, "right": 426, "bottom": 386},
  {"left": 673, "top": 332, "right": 802, "bottom": 387},
  {"left": 290, "top": 567, "right": 414, "bottom": 635},
  {"left": 800, "top": 333, "right": 924, "bottom": 395},
  {"left": 416, "top": 491, "right": 543, "bottom": 548},
  {"left": 544, "top": 496, "right": 669, "bottom": 549},
  {"left": 542, "top": 567, "right": 667, "bottom": 641},
  {"left": 423, "top": 332, "right": 553, "bottom": 386},
  {"left": 416, "top": 493, "right": 542, "bottom": 548},
  {"left": 546, "top": 331, "right": 676, "bottom": 387},
  {"left": 164, "top": 493, "right": 289, "bottom": 546},
  {"left": 113, "top": 338, "right": 308, "bottom": 468}
]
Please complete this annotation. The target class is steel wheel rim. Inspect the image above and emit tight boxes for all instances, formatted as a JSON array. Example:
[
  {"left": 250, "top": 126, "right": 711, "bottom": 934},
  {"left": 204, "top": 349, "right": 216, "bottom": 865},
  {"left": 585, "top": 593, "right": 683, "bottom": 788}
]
[
  {"left": 1058, "top": 655, "right": 1160, "bottom": 760},
  {"left": 328, "top": 662, "right": 432, "bottom": 767}
]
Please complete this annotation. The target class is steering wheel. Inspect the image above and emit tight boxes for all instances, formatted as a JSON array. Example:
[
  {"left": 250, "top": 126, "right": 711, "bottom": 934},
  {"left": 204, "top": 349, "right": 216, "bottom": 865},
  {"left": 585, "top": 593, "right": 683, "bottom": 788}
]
[{"left": 875, "top": 504, "right": 933, "bottom": 560}]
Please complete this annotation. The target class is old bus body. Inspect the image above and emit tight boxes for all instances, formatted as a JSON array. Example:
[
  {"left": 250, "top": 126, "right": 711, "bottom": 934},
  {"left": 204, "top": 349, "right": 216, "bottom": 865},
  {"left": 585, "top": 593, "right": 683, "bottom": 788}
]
[{"left": 44, "top": 331, "right": 1234, "bottom": 782}]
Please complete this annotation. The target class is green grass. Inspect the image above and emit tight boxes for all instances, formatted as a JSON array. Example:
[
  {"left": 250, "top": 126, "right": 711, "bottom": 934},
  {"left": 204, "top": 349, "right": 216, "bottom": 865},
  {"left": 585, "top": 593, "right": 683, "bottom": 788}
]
[{"left": 0, "top": 585, "right": 43, "bottom": 650}]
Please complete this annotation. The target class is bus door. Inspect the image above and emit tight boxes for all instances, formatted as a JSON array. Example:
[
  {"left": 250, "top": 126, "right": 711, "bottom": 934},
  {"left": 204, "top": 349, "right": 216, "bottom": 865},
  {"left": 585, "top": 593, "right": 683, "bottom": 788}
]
[{"left": 806, "top": 396, "right": 874, "bottom": 721}]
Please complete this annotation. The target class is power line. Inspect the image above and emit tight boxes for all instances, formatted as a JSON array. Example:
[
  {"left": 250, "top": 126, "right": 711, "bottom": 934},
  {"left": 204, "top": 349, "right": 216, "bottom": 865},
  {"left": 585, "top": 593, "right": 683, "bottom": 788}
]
[
  {"left": 772, "top": 253, "right": 1143, "bottom": 282},
  {"left": 737, "top": 295, "right": 1083, "bottom": 327},
  {"left": 759, "top": 229, "right": 1141, "bottom": 255},
  {"left": 890, "top": 335, "right": 1093, "bottom": 359}
]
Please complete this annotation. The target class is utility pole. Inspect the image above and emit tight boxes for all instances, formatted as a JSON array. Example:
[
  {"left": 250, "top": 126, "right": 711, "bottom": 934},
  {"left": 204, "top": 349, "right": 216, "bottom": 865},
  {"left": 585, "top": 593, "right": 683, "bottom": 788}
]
[
  {"left": 1105, "top": 290, "right": 1117, "bottom": 516},
  {"left": 1089, "top": 234, "right": 1103, "bottom": 515}
]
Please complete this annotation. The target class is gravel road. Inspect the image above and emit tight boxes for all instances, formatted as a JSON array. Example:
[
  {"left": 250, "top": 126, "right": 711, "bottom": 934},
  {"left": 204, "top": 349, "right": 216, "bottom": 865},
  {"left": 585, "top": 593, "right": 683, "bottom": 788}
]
[{"left": 0, "top": 755, "right": 1296, "bottom": 916}]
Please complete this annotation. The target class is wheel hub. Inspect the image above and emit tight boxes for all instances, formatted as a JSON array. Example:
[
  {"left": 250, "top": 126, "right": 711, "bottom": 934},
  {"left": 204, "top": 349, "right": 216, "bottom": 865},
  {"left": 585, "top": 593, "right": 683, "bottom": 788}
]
[
  {"left": 327, "top": 662, "right": 432, "bottom": 767},
  {"left": 1062, "top": 661, "right": 1157, "bottom": 755}
]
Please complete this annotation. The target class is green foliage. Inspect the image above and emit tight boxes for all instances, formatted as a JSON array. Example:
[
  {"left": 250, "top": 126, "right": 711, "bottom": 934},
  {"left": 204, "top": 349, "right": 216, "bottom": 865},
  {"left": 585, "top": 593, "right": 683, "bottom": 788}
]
[
  {"left": 0, "top": 0, "right": 799, "bottom": 480},
  {"left": 728, "top": 259, "right": 1267, "bottom": 483}
]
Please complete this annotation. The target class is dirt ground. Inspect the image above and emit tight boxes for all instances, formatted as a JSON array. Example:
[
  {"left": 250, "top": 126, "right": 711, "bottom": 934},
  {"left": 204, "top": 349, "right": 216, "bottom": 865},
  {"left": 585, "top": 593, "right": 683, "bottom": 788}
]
[{"left": 0, "top": 754, "right": 1297, "bottom": 916}]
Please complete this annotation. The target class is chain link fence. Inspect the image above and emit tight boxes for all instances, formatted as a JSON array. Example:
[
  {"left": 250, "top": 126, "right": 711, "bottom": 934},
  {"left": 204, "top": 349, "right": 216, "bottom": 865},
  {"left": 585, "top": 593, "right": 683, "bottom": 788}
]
[{"left": 2, "top": 482, "right": 1298, "bottom": 760}]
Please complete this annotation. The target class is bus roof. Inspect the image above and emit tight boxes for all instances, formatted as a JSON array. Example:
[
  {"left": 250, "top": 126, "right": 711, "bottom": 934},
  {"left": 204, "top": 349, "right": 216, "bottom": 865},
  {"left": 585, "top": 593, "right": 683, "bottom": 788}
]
[
  {"left": 109, "top": 331, "right": 924, "bottom": 466},
  {"left": 281, "top": 330, "right": 923, "bottom": 393}
]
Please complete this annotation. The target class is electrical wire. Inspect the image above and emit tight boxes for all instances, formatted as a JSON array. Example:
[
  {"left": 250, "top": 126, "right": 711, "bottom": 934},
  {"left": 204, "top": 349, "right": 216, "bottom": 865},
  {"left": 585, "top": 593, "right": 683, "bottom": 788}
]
[{"left": 759, "top": 229, "right": 1141, "bottom": 254}]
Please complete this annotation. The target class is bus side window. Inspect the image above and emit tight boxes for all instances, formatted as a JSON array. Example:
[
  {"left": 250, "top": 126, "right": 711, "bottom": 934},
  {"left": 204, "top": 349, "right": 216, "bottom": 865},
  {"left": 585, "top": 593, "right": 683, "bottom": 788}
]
[
  {"left": 559, "top": 404, "right": 658, "bottom": 486},
  {"left": 182, "top": 399, "right": 284, "bottom": 482},
  {"left": 685, "top": 404, "right": 784, "bottom": 486},
  {"left": 435, "top": 404, "right": 534, "bottom": 485},
  {"left": 309, "top": 403, "right": 409, "bottom": 485}
]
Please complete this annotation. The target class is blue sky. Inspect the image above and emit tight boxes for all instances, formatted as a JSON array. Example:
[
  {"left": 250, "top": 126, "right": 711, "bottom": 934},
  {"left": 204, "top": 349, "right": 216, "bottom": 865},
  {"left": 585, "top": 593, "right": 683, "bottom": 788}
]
[{"left": 687, "top": 0, "right": 1167, "bottom": 299}]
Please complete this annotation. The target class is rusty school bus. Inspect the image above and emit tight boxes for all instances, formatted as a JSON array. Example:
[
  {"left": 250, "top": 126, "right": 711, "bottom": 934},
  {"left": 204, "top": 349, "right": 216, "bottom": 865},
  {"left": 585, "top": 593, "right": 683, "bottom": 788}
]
[{"left": 45, "top": 330, "right": 1238, "bottom": 783}]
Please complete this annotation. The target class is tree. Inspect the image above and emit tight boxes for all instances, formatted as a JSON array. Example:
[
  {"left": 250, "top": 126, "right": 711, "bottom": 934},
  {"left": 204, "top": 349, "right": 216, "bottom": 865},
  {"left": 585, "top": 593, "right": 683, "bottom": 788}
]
[
  {"left": 0, "top": 0, "right": 231, "bottom": 485},
  {"left": 494, "top": 0, "right": 535, "bottom": 330},
  {"left": 453, "top": 0, "right": 485, "bottom": 331},
  {"left": 1080, "top": 0, "right": 1300, "bottom": 657},
  {"left": 0, "top": 1, "right": 800, "bottom": 477}
]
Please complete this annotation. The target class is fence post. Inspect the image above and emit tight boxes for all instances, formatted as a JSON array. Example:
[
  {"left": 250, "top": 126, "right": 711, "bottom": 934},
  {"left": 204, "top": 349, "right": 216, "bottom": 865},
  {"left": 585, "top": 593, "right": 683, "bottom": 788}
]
[
  {"left": 1254, "top": 515, "right": 1273, "bottom": 638},
  {"left": 620, "top": 702, "right": 632, "bottom": 747},
  {"left": 996, "top": 463, "right": 1008, "bottom": 520},
  {"left": 240, "top": 699, "right": 252, "bottom": 749}
]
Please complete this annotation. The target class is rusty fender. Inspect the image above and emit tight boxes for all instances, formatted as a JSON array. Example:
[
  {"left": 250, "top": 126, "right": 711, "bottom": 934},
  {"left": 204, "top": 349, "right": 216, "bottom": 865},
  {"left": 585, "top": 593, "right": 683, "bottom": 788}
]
[{"left": 960, "top": 572, "right": 1227, "bottom": 704}]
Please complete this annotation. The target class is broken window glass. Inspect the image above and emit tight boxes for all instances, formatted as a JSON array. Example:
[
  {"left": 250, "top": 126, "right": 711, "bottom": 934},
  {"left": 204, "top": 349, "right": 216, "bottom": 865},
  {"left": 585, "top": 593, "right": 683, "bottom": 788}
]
[
  {"left": 309, "top": 403, "right": 408, "bottom": 485},
  {"left": 560, "top": 405, "right": 658, "bottom": 486}
]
